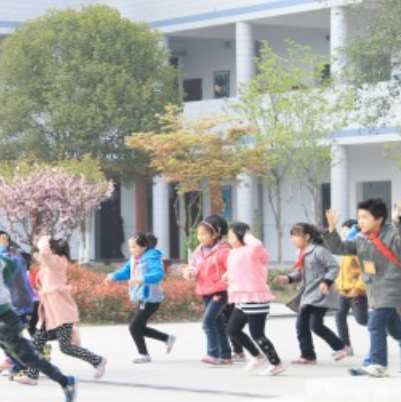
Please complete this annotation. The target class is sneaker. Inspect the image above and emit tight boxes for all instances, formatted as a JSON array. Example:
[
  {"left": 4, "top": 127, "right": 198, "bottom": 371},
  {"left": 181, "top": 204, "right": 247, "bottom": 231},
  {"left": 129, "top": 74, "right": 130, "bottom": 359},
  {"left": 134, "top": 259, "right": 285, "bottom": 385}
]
[
  {"left": 346, "top": 346, "right": 355, "bottom": 356},
  {"left": 260, "top": 364, "right": 286, "bottom": 376},
  {"left": 291, "top": 357, "right": 317, "bottom": 365},
  {"left": 63, "top": 376, "right": 77, "bottom": 402},
  {"left": 232, "top": 352, "right": 246, "bottom": 362},
  {"left": 0, "top": 359, "right": 12, "bottom": 371},
  {"left": 333, "top": 348, "right": 349, "bottom": 361},
  {"left": 244, "top": 355, "right": 267, "bottom": 371},
  {"left": 166, "top": 335, "right": 176, "bottom": 354},
  {"left": 94, "top": 357, "right": 107, "bottom": 380},
  {"left": 14, "top": 375, "right": 38, "bottom": 386},
  {"left": 2, "top": 366, "right": 21, "bottom": 377},
  {"left": 42, "top": 344, "right": 52, "bottom": 362},
  {"left": 71, "top": 327, "right": 82, "bottom": 347},
  {"left": 133, "top": 354, "right": 151, "bottom": 364},
  {"left": 348, "top": 367, "right": 368, "bottom": 376},
  {"left": 201, "top": 356, "right": 220, "bottom": 365},
  {"left": 11, "top": 370, "right": 27, "bottom": 380},
  {"left": 362, "top": 364, "right": 390, "bottom": 378}
]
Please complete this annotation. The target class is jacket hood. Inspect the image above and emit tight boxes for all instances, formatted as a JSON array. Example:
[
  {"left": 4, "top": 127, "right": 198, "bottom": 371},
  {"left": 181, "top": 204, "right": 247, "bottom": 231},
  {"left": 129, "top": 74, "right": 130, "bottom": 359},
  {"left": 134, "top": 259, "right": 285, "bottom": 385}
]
[{"left": 142, "top": 248, "right": 163, "bottom": 260}]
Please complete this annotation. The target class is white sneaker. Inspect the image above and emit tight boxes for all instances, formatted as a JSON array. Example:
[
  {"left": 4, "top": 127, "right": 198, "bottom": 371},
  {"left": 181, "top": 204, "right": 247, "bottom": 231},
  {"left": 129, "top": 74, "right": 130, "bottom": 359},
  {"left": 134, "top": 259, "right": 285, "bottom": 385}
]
[
  {"left": 244, "top": 355, "right": 267, "bottom": 371},
  {"left": 259, "top": 364, "right": 286, "bottom": 376},
  {"left": 94, "top": 357, "right": 107, "bottom": 379},
  {"left": 362, "top": 364, "right": 389, "bottom": 378},
  {"left": 166, "top": 335, "right": 176, "bottom": 354},
  {"left": 133, "top": 354, "right": 151, "bottom": 364}
]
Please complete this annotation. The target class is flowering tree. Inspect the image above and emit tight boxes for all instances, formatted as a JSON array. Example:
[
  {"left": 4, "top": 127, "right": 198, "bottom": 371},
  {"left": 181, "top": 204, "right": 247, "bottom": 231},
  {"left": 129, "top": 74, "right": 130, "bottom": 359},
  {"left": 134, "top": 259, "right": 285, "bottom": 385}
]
[{"left": 0, "top": 158, "right": 114, "bottom": 246}]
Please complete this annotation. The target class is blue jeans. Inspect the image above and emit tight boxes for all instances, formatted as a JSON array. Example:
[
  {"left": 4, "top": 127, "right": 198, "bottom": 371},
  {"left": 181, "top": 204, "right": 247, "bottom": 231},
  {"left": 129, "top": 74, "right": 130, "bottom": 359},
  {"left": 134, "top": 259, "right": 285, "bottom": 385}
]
[
  {"left": 368, "top": 308, "right": 401, "bottom": 367},
  {"left": 202, "top": 292, "right": 231, "bottom": 359},
  {"left": 0, "top": 309, "right": 68, "bottom": 387}
]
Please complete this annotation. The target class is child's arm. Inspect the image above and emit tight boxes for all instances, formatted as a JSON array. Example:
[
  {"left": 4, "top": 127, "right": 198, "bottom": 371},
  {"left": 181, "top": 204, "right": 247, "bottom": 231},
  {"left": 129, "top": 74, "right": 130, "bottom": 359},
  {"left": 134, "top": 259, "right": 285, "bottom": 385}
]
[
  {"left": 105, "top": 260, "right": 131, "bottom": 283},
  {"left": 141, "top": 258, "right": 164, "bottom": 284},
  {"left": 244, "top": 234, "right": 269, "bottom": 264},
  {"left": 315, "top": 247, "right": 340, "bottom": 295}
]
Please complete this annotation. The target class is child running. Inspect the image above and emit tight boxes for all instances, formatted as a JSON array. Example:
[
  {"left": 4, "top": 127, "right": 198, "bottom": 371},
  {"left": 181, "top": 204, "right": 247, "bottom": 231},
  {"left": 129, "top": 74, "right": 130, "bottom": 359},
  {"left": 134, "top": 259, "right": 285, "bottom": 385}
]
[
  {"left": 224, "top": 222, "right": 284, "bottom": 375},
  {"left": 15, "top": 235, "right": 107, "bottom": 385},
  {"left": 105, "top": 232, "right": 175, "bottom": 363},
  {"left": 324, "top": 198, "right": 401, "bottom": 377},
  {"left": 275, "top": 223, "right": 348, "bottom": 364},
  {"left": 183, "top": 215, "right": 232, "bottom": 365},
  {"left": 334, "top": 219, "right": 368, "bottom": 355},
  {"left": 0, "top": 249, "right": 77, "bottom": 401}
]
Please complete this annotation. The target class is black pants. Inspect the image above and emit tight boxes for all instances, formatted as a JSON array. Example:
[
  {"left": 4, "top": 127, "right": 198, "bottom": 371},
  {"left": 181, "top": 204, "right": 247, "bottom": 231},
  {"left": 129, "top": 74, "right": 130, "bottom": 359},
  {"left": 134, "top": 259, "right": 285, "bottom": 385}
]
[
  {"left": 129, "top": 302, "right": 168, "bottom": 355},
  {"left": 227, "top": 307, "right": 281, "bottom": 365},
  {"left": 335, "top": 295, "right": 368, "bottom": 346},
  {"left": 0, "top": 310, "right": 68, "bottom": 387},
  {"left": 297, "top": 305, "right": 344, "bottom": 360}
]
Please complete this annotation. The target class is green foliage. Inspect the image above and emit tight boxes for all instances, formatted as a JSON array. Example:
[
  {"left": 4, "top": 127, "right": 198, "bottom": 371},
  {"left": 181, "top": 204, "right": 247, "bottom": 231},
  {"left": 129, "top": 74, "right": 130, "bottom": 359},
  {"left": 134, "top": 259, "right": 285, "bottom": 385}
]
[{"left": 0, "top": 5, "right": 180, "bottom": 180}]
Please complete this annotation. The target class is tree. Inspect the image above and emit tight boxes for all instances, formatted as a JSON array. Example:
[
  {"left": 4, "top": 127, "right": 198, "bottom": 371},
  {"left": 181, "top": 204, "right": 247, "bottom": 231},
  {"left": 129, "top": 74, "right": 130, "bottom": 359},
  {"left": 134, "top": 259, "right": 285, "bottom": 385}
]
[
  {"left": 126, "top": 104, "right": 274, "bottom": 253},
  {"left": 0, "top": 5, "right": 179, "bottom": 180},
  {"left": 0, "top": 157, "right": 113, "bottom": 247},
  {"left": 233, "top": 41, "right": 354, "bottom": 262}
]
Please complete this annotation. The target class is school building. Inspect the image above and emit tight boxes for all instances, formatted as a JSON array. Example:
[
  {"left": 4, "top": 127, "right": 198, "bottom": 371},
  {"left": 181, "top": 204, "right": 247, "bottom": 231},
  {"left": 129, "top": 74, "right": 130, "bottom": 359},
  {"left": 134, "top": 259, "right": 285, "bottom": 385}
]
[{"left": 1, "top": 0, "right": 400, "bottom": 263}]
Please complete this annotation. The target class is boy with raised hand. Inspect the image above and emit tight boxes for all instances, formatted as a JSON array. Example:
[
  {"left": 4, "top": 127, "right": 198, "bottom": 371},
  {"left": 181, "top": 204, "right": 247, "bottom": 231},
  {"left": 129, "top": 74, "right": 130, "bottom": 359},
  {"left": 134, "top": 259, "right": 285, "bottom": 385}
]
[
  {"left": 324, "top": 198, "right": 401, "bottom": 378},
  {"left": 0, "top": 239, "right": 77, "bottom": 402}
]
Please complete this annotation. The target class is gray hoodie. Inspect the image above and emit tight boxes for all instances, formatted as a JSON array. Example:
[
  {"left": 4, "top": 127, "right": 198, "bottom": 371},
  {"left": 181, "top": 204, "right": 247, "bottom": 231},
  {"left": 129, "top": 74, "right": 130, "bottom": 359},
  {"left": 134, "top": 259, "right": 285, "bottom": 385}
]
[
  {"left": 288, "top": 244, "right": 339, "bottom": 310},
  {"left": 322, "top": 223, "right": 401, "bottom": 309}
]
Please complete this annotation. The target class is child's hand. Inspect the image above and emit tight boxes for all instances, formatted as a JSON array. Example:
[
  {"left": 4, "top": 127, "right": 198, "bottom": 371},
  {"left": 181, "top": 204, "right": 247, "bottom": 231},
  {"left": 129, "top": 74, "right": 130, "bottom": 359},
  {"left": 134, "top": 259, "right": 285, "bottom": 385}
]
[
  {"left": 129, "top": 277, "right": 143, "bottom": 285},
  {"left": 183, "top": 267, "right": 196, "bottom": 280},
  {"left": 274, "top": 275, "right": 289, "bottom": 285},
  {"left": 325, "top": 209, "right": 339, "bottom": 232},
  {"left": 0, "top": 234, "right": 9, "bottom": 247},
  {"left": 104, "top": 274, "right": 114, "bottom": 284},
  {"left": 221, "top": 272, "right": 228, "bottom": 283},
  {"left": 319, "top": 282, "right": 330, "bottom": 295}
]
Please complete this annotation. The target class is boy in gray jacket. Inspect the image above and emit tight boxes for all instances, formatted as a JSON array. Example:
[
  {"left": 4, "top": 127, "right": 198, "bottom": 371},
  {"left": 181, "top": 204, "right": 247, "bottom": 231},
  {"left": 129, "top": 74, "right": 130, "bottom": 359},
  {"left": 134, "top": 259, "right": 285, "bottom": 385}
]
[
  {"left": 324, "top": 198, "right": 401, "bottom": 377},
  {"left": 0, "top": 245, "right": 77, "bottom": 401}
]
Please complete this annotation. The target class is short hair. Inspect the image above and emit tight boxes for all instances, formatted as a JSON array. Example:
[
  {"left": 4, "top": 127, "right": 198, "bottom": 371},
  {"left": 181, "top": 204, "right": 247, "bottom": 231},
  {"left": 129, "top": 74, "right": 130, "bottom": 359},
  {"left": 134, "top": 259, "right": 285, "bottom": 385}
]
[
  {"left": 357, "top": 198, "right": 388, "bottom": 224},
  {"left": 341, "top": 219, "right": 358, "bottom": 229}
]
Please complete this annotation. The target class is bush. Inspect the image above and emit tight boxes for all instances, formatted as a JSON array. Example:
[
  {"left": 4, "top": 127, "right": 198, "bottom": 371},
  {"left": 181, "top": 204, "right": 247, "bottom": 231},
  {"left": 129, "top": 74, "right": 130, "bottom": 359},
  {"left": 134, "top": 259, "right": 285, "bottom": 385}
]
[{"left": 67, "top": 263, "right": 203, "bottom": 324}]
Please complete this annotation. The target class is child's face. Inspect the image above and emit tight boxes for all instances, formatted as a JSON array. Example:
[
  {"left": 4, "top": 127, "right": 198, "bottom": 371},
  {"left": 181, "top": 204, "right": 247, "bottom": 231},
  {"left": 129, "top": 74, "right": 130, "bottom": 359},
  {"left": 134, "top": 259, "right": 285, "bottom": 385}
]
[
  {"left": 227, "top": 229, "right": 242, "bottom": 248},
  {"left": 291, "top": 233, "right": 309, "bottom": 249},
  {"left": 340, "top": 226, "right": 350, "bottom": 241},
  {"left": 197, "top": 225, "right": 217, "bottom": 248},
  {"left": 357, "top": 209, "right": 383, "bottom": 234},
  {"left": 128, "top": 239, "right": 147, "bottom": 258}
]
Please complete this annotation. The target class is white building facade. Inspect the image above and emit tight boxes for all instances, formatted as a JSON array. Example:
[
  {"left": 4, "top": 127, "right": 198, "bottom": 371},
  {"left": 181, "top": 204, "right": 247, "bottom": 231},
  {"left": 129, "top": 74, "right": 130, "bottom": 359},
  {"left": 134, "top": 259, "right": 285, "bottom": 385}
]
[{"left": 1, "top": 0, "right": 400, "bottom": 263}]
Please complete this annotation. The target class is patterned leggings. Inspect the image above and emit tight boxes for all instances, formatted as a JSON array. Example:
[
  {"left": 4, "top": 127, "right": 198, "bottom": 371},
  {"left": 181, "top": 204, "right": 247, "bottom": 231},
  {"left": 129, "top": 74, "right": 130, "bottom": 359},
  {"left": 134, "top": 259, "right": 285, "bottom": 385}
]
[{"left": 27, "top": 323, "right": 102, "bottom": 379}]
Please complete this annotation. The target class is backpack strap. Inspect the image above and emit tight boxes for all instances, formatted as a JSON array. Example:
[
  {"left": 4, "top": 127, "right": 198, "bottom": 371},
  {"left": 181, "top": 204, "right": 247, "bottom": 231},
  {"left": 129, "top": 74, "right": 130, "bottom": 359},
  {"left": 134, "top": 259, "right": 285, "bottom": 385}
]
[{"left": 368, "top": 232, "right": 401, "bottom": 268}]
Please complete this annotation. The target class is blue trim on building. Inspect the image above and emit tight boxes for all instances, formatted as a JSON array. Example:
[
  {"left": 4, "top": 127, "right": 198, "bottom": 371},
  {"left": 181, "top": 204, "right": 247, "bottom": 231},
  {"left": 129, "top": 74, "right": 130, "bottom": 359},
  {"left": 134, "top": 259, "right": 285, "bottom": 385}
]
[
  {"left": 150, "top": 0, "right": 318, "bottom": 28},
  {"left": 0, "top": 21, "right": 23, "bottom": 28},
  {"left": 334, "top": 126, "right": 398, "bottom": 138}
]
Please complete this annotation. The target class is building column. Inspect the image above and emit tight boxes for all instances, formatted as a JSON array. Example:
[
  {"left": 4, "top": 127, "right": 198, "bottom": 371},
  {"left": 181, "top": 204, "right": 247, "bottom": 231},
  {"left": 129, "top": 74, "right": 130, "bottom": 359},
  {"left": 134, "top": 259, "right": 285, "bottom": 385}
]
[
  {"left": 236, "top": 22, "right": 254, "bottom": 90},
  {"left": 330, "top": 6, "right": 349, "bottom": 83},
  {"left": 331, "top": 145, "right": 349, "bottom": 221},
  {"left": 152, "top": 176, "right": 170, "bottom": 258},
  {"left": 236, "top": 174, "right": 254, "bottom": 227}
]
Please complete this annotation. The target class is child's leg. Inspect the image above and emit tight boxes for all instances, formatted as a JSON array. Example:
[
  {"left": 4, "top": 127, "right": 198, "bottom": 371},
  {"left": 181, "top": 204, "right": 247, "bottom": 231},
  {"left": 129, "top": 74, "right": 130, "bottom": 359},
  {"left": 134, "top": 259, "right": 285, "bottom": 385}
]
[
  {"left": 367, "top": 308, "right": 390, "bottom": 367},
  {"left": 129, "top": 303, "right": 159, "bottom": 355},
  {"left": 296, "top": 305, "right": 316, "bottom": 360},
  {"left": 141, "top": 303, "right": 168, "bottom": 343},
  {"left": 335, "top": 296, "right": 351, "bottom": 346},
  {"left": 26, "top": 327, "right": 50, "bottom": 380},
  {"left": 223, "top": 303, "right": 244, "bottom": 355},
  {"left": 56, "top": 324, "right": 103, "bottom": 367},
  {"left": 309, "top": 306, "right": 345, "bottom": 351},
  {"left": 247, "top": 311, "right": 281, "bottom": 365},
  {"left": 350, "top": 296, "right": 369, "bottom": 327}
]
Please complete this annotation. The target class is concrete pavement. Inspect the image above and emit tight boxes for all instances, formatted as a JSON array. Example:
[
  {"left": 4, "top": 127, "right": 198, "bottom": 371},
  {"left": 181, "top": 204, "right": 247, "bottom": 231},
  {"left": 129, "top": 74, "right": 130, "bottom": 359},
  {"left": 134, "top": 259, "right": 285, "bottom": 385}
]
[{"left": 1, "top": 303, "right": 400, "bottom": 402}]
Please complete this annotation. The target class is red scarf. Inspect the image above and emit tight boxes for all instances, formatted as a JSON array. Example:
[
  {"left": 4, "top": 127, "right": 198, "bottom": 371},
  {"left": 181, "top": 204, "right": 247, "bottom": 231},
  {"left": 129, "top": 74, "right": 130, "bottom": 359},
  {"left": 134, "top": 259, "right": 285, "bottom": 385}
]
[
  {"left": 292, "top": 249, "right": 306, "bottom": 271},
  {"left": 368, "top": 232, "right": 401, "bottom": 267}
]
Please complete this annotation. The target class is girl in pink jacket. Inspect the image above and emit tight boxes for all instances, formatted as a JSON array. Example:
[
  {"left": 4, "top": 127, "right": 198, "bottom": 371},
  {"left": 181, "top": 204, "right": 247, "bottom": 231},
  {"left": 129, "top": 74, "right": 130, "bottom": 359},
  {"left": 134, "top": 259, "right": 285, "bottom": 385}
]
[
  {"left": 16, "top": 236, "right": 107, "bottom": 386},
  {"left": 183, "top": 215, "right": 232, "bottom": 365},
  {"left": 225, "top": 222, "right": 285, "bottom": 376}
]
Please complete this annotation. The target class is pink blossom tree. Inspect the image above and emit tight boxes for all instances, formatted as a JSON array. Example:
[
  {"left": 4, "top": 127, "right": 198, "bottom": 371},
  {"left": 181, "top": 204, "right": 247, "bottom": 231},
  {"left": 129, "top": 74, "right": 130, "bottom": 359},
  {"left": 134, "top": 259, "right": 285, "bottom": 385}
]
[{"left": 0, "top": 158, "right": 114, "bottom": 246}]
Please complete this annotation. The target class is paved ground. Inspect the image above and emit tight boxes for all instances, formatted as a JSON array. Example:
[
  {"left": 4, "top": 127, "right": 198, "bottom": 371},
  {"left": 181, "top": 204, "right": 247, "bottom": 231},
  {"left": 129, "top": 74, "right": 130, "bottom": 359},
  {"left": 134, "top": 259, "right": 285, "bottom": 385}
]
[{"left": 1, "top": 304, "right": 400, "bottom": 402}]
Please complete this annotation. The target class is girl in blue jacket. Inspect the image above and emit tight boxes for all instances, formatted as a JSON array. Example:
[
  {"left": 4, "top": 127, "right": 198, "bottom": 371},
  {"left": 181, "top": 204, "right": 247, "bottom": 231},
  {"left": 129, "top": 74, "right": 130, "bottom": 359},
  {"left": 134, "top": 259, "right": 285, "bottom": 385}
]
[{"left": 105, "top": 232, "right": 176, "bottom": 363}]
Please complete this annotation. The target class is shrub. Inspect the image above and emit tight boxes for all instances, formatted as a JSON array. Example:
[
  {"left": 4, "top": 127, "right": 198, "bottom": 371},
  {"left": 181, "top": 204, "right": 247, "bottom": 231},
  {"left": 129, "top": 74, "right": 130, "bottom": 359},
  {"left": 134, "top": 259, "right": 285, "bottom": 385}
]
[{"left": 67, "top": 263, "right": 203, "bottom": 324}]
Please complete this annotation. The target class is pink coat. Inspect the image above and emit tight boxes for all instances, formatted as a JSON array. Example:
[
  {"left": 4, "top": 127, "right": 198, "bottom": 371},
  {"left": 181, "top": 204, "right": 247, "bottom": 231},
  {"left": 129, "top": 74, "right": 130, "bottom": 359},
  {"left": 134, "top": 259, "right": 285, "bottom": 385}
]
[
  {"left": 227, "top": 234, "right": 274, "bottom": 304},
  {"left": 190, "top": 242, "right": 230, "bottom": 296},
  {"left": 36, "top": 237, "right": 79, "bottom": 331}
]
